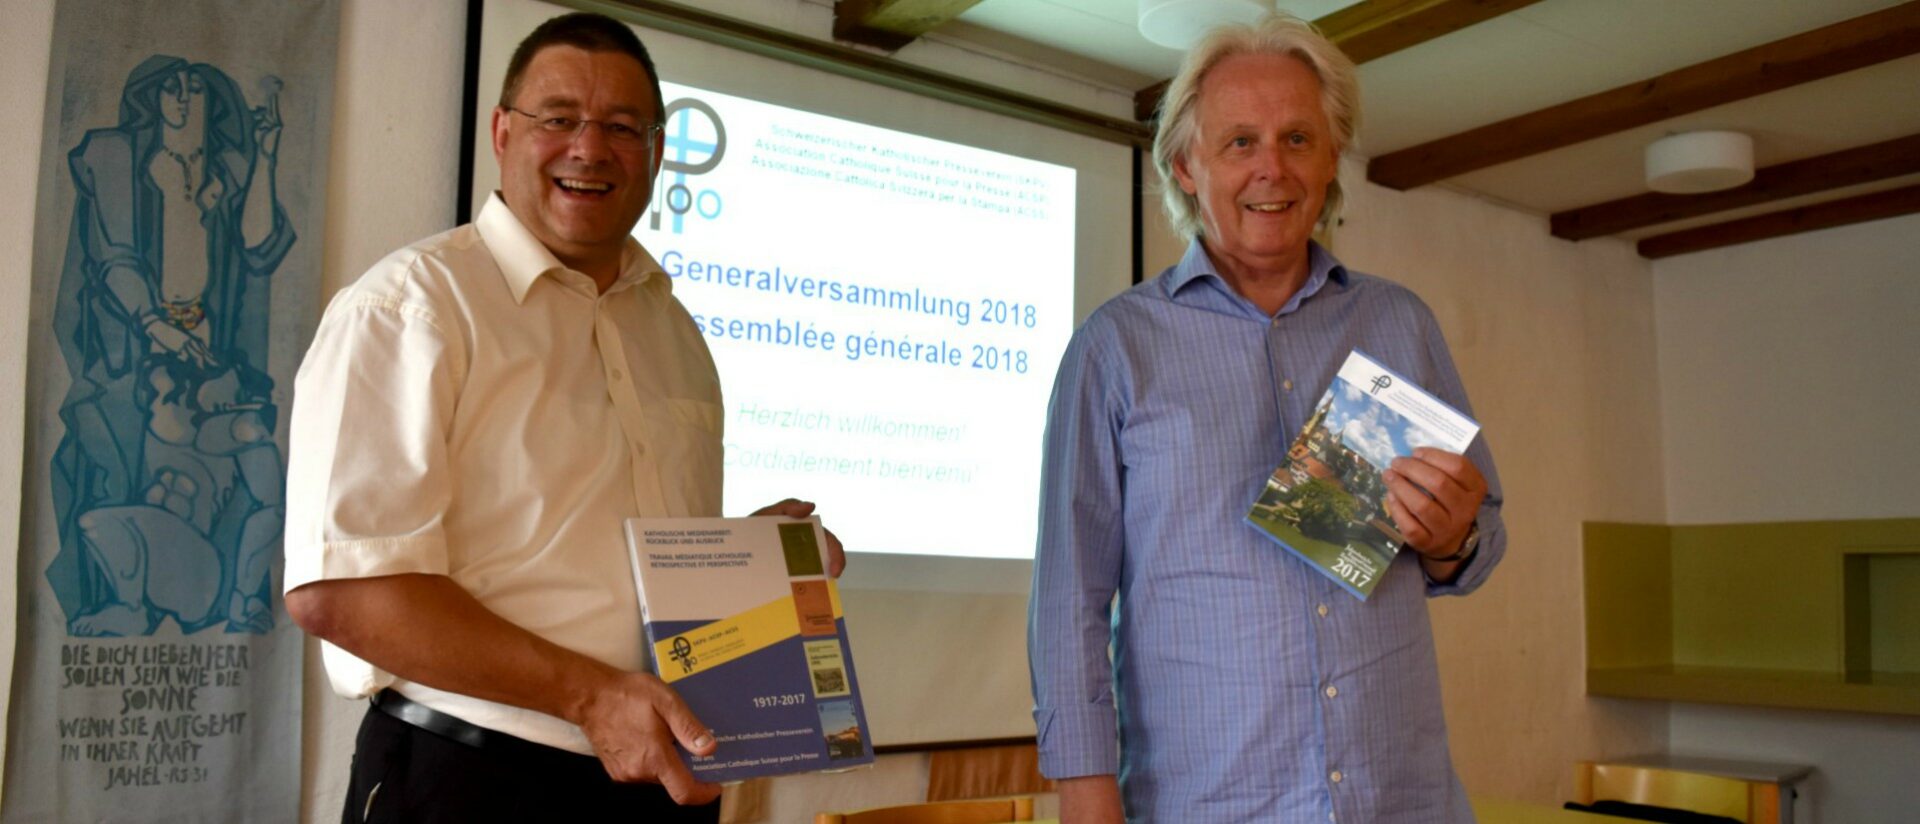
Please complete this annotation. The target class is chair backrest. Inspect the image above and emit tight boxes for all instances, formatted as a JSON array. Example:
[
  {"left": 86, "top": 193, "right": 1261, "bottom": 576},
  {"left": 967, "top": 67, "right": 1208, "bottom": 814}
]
[
  {"left": 1575, "top": 761, "right": 1779, "bottom": 823},
  {"left": 814, "top": 796, "right": 1035, "bottom": 824}
]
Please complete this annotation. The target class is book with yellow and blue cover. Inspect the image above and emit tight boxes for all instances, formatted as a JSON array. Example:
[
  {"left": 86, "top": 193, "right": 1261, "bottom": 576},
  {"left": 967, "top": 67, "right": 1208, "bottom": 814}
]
[{"left": 624, "top": 516, "right": 873, "bottom": 782}]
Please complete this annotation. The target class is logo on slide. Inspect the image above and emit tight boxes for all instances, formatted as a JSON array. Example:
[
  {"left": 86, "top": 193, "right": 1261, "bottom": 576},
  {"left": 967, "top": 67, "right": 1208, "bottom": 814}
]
[
  {"left": 1370, "top": 374, "right": 1393, "bottom": 395},
  {"left": 652, "top": 97, "right": 727, "bottom": 234}
]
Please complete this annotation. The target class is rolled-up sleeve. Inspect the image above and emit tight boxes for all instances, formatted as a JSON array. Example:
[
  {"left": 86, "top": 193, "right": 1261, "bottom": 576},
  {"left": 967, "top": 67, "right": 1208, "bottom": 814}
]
[
  {"left": 283, "top": 285, "right": 466, "bottom": 593},
  {"left": 1029, "top": 317, "right": 1127, "bottom": 779}
]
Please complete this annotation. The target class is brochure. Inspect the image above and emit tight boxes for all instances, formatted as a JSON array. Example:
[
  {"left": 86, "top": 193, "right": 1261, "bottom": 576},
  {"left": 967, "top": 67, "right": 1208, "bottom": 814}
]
[
  {"left": 1245, "top": 349, "right": 1481, "bottom": 599},
  {"left": 624, "top": 516, "right": 874, "bottom": 782}
]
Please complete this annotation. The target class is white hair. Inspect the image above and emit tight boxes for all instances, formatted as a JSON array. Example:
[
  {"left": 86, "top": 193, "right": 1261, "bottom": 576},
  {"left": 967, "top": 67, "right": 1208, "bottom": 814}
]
[{"left": 1150, "top": 14, "right": 1361, "bottom": 239}]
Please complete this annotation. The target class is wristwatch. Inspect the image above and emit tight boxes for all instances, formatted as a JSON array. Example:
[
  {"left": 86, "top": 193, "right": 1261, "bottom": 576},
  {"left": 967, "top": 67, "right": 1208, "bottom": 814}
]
[{"left": 1431, "top": 523, "right": 1480, "bottom": 563}]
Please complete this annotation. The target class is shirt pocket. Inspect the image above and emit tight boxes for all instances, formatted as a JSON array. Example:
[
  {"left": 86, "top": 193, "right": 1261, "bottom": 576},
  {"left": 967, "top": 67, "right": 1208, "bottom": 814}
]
[
  {"left": 666, "top": 398, "right": 722, "bottom": 434},
  {"left": 649, "top": 398, "right": 724, "bottom": 516}
]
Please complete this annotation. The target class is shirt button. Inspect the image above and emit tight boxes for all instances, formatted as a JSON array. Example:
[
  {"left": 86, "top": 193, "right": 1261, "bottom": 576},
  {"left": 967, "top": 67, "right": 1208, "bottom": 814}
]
[
  {"left": 1283, "top": 379, "right": 1293, "bottom": 391},
  {"left": 1317, "top": 604, "right": 1329, "bottom": 617},
  {"left": 1330, "top": 770, "right": 1343, "bottom": 784},
  {"left": 1324, "top": 685, "right": 1338, "bottom": 699},
  {"left": 611, "top": 368, "right": 624, "bottom": 382}
]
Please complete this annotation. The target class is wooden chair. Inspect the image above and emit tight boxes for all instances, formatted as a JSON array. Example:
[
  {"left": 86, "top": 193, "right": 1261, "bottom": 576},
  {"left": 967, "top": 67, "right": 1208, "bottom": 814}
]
[
  {"left": 814, "top": 796, "right": 1035, "bottom": 824},
  {"left": 1574, "top": 760, "right": 1784, "bottom": 823}
]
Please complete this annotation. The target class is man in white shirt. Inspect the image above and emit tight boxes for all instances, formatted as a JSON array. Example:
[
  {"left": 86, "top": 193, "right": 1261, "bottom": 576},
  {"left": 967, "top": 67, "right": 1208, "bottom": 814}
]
[{"left": 283, "top": 13, "right": 838, "bottom": 822}]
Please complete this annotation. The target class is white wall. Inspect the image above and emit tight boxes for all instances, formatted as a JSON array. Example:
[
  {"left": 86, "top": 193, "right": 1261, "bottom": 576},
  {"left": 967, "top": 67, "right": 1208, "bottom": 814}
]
[
  {"left": 1654, "top": 214, "right": 1920, "bottom": 823},
  {"left": 0, "top": 0, "right": 59, "bottom": 804},
  {"left": 298, "top": 2, "right": 473, "bottom": 816},
  {"left": 1654, "top": 214, "right": 1920, "bottom": 523},
  {"left": 1669, "top": 705, "right": 1918, "bottom": 824}
]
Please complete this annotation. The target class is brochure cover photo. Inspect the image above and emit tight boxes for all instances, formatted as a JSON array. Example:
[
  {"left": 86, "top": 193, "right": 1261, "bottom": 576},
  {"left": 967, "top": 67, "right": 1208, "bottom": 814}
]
[
  {"left": 625, "top": 516, "right": 874, "bottom": 782},
  {"left": 1246, "top": 349, "right": 1480, "bottom": 599}
]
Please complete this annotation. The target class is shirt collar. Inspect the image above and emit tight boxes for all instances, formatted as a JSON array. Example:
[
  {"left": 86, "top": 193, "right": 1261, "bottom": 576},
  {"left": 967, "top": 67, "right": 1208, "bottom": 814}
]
[
  {"left": 1164, "top": 237, "right": 1349, "bottom": 317},
  {"left": 474, "top": 192, "right": 659, "bottom": 304}
]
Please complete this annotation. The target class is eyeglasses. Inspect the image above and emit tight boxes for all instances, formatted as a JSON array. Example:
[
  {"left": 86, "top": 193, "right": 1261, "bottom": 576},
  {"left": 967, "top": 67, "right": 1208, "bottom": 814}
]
[{"left": 505, "top": 107, "right": 662, "bottom": 149}]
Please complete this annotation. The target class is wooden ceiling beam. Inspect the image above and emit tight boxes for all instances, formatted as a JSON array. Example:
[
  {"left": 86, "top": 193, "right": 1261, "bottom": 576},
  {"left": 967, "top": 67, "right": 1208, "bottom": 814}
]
[
  {"left": 1552, "top": 134, "right": 1920, "bottom": 240},
  {"left": 1636, "top": 183, "right": 1920, "bottom": 259},
  {"left": 1134, "top": 0, "right": 1544, "bottom": 122},
  {"left": 1317, "top": 0, "right": 1545, "bottom": 64},
  {"left": 581, "top": 0, "right": 1150, "bottom": 146},
  {"left": 1135, "top": 79, "right": 1170, "bottom": 123},
  {"left": 1369, "top": 1, "right": 1920, "bottom": 190},
  {"left": 834, "top": 0, "right": 984, "bottom": 52}
]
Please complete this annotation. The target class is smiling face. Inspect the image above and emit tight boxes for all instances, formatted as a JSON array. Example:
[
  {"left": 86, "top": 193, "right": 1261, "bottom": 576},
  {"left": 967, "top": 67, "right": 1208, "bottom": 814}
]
[
  {"left": 491, "top": 45, "right": 663, "bottom": 279},
  {"left": 1172, "top": 52, "right": 1340, "bottom": 286}
]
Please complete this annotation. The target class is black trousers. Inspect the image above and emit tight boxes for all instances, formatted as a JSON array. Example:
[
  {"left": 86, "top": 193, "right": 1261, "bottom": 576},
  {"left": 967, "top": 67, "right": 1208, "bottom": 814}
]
[{"left": 343, "top": 702, "right": 721, "bottom": 823}]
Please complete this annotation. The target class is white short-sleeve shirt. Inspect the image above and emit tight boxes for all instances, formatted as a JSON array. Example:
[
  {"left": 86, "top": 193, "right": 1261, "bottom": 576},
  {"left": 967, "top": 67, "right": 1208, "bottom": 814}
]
[{"left": 284, "top": 192, "right": 722, "bottom": 754}]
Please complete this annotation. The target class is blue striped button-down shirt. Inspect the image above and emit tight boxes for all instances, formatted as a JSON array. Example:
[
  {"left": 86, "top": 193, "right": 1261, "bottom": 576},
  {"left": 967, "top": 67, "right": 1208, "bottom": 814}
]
[{"left": 1030, "top": 239, "right": 1506, "bottom": 822}]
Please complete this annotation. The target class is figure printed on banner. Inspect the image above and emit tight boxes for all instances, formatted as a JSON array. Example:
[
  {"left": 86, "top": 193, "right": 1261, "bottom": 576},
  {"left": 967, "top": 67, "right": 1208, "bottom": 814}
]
[{"left": 46, "top": 54, "right": 296, "bottom": 638}]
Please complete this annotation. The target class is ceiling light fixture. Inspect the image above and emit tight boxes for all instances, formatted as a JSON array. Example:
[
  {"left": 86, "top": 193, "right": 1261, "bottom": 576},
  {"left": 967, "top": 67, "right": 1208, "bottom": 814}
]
[
  {"left": 1645, "top": 131, "right": 1755, "bottom": 194},
  {"left": 1138, "top": 0, "right": 1274, "bottom": 49}
]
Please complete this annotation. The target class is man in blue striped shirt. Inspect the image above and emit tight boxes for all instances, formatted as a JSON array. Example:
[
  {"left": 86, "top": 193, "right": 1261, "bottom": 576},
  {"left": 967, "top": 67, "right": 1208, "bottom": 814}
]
[{"left": 1029, "top": 14, "right": 1505, "bottom": 823}]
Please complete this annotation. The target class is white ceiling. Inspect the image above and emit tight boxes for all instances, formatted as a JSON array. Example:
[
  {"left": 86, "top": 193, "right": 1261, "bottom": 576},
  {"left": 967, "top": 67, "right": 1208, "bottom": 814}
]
[
  {"left": 959, "top": 0, "right": 1366, "bottom": 80},
  {"left": 943, "top": 0, "right": 1918, "bottom": 237}
]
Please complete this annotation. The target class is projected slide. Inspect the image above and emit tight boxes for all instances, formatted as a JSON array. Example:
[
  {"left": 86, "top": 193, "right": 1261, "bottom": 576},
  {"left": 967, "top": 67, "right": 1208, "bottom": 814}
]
[{"left": 635, "top": 82, "right": 1076, "bottom": 561}]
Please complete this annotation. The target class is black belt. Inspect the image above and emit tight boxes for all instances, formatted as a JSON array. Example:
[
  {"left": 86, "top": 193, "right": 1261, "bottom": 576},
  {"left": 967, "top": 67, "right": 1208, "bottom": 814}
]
[
  {"left": 371, "top": 689, "right": 566, "bottom": 760},
  {"left": 372, "top": 689, "right": 493, "bottom": 749}
]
